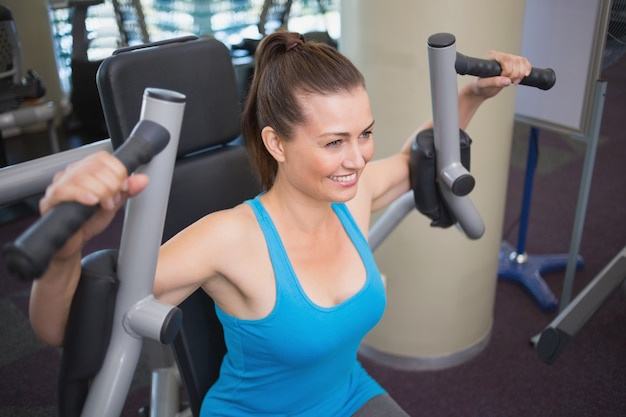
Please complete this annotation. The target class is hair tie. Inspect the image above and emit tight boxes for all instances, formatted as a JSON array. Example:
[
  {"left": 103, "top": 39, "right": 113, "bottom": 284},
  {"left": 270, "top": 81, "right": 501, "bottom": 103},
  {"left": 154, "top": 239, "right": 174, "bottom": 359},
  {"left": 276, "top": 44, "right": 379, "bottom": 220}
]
[{"left": 286, "top": 37, "right": 305, "bottom": 51}]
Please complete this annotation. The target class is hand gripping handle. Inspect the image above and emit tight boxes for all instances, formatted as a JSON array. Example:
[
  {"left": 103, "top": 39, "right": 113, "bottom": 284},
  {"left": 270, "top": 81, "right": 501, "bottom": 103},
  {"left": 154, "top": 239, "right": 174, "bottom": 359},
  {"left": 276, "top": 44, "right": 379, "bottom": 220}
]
[
  {"left": 2, "top": 120, "right": 170, "bottom": 281},
  {"left": 455, "top": 52, "right": 556, "bottom": 90}
]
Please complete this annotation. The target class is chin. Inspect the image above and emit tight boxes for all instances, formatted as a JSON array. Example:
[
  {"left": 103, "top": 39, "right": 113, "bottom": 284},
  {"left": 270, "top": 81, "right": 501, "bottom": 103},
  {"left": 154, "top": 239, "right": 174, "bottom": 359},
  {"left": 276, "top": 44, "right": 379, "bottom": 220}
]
[{"left": 329, "top": 187, "right": 358, "bottom": 204}]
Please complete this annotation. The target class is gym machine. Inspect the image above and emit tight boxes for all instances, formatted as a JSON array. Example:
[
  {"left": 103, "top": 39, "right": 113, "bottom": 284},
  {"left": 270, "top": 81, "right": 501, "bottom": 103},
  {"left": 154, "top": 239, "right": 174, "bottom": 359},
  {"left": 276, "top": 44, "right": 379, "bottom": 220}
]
[{"left": 2, "top": 33, "right": 558, "bottom": 417}]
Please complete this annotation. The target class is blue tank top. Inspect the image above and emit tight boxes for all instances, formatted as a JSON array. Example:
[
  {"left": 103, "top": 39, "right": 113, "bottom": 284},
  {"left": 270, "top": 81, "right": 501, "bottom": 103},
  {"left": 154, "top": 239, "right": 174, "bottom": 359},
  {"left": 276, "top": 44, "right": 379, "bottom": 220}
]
[{"left": 200, "top": 196, "right": 387, "bottom": 416}]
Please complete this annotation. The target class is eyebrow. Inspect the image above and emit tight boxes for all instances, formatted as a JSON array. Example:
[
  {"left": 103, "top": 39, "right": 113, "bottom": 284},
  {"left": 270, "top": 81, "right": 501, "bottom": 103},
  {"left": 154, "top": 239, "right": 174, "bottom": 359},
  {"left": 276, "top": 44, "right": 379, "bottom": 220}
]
[{"left": 318, "top": 120, "right": 375, "bottom": 138}]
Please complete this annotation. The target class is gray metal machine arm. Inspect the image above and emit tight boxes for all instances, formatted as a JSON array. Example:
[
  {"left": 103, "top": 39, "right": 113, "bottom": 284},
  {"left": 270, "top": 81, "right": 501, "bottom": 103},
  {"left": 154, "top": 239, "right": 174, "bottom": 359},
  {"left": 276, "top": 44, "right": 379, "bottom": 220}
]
[{"left": 370, "top": 33, "right": 556, "bottom": 248}]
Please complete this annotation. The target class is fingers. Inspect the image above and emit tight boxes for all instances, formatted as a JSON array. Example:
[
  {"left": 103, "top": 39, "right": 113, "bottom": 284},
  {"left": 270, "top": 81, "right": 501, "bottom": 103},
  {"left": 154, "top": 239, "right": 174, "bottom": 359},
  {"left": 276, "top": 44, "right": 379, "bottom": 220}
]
[
  {"left": 126, "top": 173, "right": 150, "bottom": 197},
  {"left": 487, "top": 50, "right": 532, "bottom": 84},
  {"left": 475, "top": 75, "right": 510, "bottom": 90},
  {"left": 470, "top": 74, "right": 512, "bottom": 100},
  {"left": 40, "top": 151, "right": 130, "bottom": 215}
]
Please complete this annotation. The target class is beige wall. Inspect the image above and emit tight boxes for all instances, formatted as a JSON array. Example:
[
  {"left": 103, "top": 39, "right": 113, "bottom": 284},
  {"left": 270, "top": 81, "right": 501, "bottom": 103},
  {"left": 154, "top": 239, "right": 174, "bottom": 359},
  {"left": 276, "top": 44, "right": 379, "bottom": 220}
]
[{"left": 340, "top": 0, "right": 526, "bottom": 365}]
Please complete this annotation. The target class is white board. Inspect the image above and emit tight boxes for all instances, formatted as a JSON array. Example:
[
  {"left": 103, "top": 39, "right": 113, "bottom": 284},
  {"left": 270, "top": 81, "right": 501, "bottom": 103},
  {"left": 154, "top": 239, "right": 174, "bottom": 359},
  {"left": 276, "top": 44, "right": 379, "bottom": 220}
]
[{"left": 514, "top": 0, "right": 612, "bottom": 136}]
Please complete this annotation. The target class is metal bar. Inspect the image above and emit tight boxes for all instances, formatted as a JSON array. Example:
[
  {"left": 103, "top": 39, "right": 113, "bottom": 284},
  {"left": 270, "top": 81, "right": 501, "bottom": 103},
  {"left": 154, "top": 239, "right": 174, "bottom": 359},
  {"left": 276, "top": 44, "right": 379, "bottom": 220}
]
[
  {"left": 0, "top": 139, "right": 112, "bottom": 207},
  {"left": 516, "top": 127, "right": 539, "bottom": 255},
  {"left": 368, "top": 191, "right": 415, "bottom": 252},
  {"left": 536, "top": 246, "right": 626, "bottom": 363},
  {"left": 560, "top": 80, "right": 607, "bottom": 309},
  {"left": 81, "top": 89, "right": 185, "bottom": 417}
]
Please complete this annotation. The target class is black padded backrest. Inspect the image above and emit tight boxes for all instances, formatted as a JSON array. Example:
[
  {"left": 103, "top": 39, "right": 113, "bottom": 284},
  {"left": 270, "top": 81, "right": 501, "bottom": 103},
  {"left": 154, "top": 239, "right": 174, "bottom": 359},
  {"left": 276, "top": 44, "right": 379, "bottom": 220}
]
[
  {"left": 97, "top": 36, "right": 242, "bottom": 156},
  {"left": 96, "top": 36, "right": 261, "bottom": 417}
]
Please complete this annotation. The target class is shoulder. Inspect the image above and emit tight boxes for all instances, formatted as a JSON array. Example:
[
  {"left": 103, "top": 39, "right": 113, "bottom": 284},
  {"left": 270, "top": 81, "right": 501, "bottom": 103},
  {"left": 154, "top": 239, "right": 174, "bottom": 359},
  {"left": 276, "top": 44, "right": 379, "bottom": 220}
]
[
  {"left": 156, "top": 202, "right": 261, "bottom": 286},
  {"left": 154, "top": 201, "right": 270, "bottom": 309},
  {"left": 191, "top": 202, "right": 276, "bottom": 317},
  {"left": 181, "top": 201, "right": 259, "bottom": 249},
  {"left": 159, "top": 201, "right": 260, "bottom": 272},
  {"left": 206, "top": 201, "right": 253, "bottom": 228}
]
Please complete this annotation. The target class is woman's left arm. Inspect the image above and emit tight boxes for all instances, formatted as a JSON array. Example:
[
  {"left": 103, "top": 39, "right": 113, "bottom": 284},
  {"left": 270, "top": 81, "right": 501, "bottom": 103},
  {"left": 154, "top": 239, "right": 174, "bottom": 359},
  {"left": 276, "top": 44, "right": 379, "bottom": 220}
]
[{"left": 362, "top": 51, "right": 532, "bottom": 213}]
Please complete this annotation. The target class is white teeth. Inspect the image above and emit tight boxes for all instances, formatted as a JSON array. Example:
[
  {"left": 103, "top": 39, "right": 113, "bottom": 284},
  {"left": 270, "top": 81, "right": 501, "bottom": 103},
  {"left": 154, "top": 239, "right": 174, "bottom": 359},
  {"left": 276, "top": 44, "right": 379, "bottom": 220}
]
[{"left": 329, "top": 173, "right": 357, "bottom": 182}]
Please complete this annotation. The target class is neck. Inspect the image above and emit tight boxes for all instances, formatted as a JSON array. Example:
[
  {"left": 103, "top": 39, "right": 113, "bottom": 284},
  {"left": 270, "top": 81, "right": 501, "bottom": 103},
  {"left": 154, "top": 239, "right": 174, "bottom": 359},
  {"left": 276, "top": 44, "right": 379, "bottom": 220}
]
[{"left": 260, "top": 186, "right": 336, "bottom": 234}]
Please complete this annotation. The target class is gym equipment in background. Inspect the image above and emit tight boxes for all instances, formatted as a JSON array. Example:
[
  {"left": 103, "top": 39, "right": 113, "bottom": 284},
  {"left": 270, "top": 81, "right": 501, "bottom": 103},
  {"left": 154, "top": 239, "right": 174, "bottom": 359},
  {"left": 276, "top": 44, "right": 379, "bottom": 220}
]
[
  {"left": 535, "top": 246, "right": 626, "bottom": 364},
  {"left": 0, "top": 5, "right": 59, "bottom": 167}
]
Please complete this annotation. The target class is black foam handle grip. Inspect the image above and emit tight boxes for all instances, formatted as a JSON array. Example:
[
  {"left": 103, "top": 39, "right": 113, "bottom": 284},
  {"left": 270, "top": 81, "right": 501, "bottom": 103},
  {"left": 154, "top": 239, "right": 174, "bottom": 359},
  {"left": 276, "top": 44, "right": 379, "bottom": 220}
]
[
  {"left": 455, "top": 52, "right": 556, "bottom": 91},
  {"left": 2, "top": 119, "right": 170, "bottom": 281}
]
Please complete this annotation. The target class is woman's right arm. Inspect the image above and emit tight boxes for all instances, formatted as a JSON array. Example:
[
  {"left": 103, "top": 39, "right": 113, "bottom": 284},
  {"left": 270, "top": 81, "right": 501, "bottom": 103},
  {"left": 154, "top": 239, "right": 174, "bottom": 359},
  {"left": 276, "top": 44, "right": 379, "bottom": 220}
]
[{"left": 28, "top": 151, "right": 149, "bottom": 346}]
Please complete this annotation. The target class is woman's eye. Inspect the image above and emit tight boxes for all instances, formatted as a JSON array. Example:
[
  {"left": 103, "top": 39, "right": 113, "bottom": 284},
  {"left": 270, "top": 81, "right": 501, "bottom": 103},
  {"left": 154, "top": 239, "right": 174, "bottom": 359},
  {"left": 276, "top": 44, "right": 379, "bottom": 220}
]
[
  {"left": 326, "top": 139, "right": 341, "bottom": 148},
  {"left": 360, "top": 131, "right": 373, "bottom": 139}
]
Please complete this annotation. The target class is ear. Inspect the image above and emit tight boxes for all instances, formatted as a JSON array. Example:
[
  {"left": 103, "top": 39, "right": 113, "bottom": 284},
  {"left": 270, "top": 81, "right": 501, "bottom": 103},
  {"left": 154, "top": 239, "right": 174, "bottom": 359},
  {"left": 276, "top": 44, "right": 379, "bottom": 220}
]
[{"left": 261, "top": 126, "right": 286, "bottom": 162}]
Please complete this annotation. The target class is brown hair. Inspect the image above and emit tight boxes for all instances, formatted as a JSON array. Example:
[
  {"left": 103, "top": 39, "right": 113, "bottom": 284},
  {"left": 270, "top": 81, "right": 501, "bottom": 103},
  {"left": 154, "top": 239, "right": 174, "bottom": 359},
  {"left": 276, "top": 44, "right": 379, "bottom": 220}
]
[{"left": 241, "top": 31, "right": 366, "bottom": 190}]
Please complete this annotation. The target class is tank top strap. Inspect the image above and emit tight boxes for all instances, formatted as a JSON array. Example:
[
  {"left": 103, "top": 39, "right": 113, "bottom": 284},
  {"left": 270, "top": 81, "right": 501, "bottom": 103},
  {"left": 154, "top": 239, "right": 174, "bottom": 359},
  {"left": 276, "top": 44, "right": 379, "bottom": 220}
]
[{"left": 245, "top": 195, "right": 300, "bottom": 295}]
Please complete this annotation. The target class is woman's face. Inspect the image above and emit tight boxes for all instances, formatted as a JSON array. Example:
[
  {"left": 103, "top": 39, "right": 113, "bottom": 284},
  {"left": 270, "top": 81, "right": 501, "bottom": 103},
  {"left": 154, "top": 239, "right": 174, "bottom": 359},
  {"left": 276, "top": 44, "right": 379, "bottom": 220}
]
[{"left": 277, "top": 87, "right": 375, "bottom": 203}]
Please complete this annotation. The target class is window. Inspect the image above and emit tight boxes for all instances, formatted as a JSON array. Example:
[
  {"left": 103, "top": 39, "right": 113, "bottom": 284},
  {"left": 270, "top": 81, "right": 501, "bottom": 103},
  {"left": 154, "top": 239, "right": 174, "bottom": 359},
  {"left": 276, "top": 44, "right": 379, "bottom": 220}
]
[{"left": 49, "top": 0, "right": 340, "bottom": 93}]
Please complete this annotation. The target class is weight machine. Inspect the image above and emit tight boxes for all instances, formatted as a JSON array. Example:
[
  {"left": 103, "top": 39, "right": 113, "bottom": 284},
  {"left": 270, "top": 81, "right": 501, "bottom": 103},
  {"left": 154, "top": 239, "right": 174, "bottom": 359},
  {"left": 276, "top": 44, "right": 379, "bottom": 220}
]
[{"left": 2, "top": 33, "right": 558, "bottom": 417}]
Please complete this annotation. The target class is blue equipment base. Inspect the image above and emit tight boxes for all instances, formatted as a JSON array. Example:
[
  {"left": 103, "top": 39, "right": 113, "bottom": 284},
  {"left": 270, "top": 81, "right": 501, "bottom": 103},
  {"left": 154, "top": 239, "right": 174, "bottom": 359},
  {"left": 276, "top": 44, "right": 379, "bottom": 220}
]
[{"left": 497, "top": 241, "right": 584, "bottom": 312}]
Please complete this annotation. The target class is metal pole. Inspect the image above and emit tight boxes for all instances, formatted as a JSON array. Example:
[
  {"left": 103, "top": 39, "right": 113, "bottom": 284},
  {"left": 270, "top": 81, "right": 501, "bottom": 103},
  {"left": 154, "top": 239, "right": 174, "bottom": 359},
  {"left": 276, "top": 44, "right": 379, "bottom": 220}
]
[
  {"left": 560, "top": 80, "right": 607, "bottom": 309},
  {"left": 81, "top": 89, "right": 185, "bottom": 417}
]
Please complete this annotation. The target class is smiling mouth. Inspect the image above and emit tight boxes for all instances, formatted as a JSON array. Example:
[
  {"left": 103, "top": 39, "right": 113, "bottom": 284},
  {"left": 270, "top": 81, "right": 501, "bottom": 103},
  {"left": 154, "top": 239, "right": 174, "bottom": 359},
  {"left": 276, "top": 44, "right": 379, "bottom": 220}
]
[{"left": 328, "top": 173, "right": 357, "bottom": 183}]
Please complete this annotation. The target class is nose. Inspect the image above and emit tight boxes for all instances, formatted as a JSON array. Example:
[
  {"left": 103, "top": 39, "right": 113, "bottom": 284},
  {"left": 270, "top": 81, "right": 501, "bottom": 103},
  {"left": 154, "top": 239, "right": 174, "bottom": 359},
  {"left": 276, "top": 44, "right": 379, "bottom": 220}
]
[{"left": 343, "top": 140, "right": 367, "bottom": 170}]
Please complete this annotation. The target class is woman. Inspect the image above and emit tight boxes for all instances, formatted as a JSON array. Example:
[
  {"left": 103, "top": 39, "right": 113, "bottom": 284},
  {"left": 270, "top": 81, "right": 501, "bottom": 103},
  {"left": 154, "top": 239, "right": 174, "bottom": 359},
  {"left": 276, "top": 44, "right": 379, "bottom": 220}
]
[{"left": 30, "top": 31, "right": 531, "bottom": 416}]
